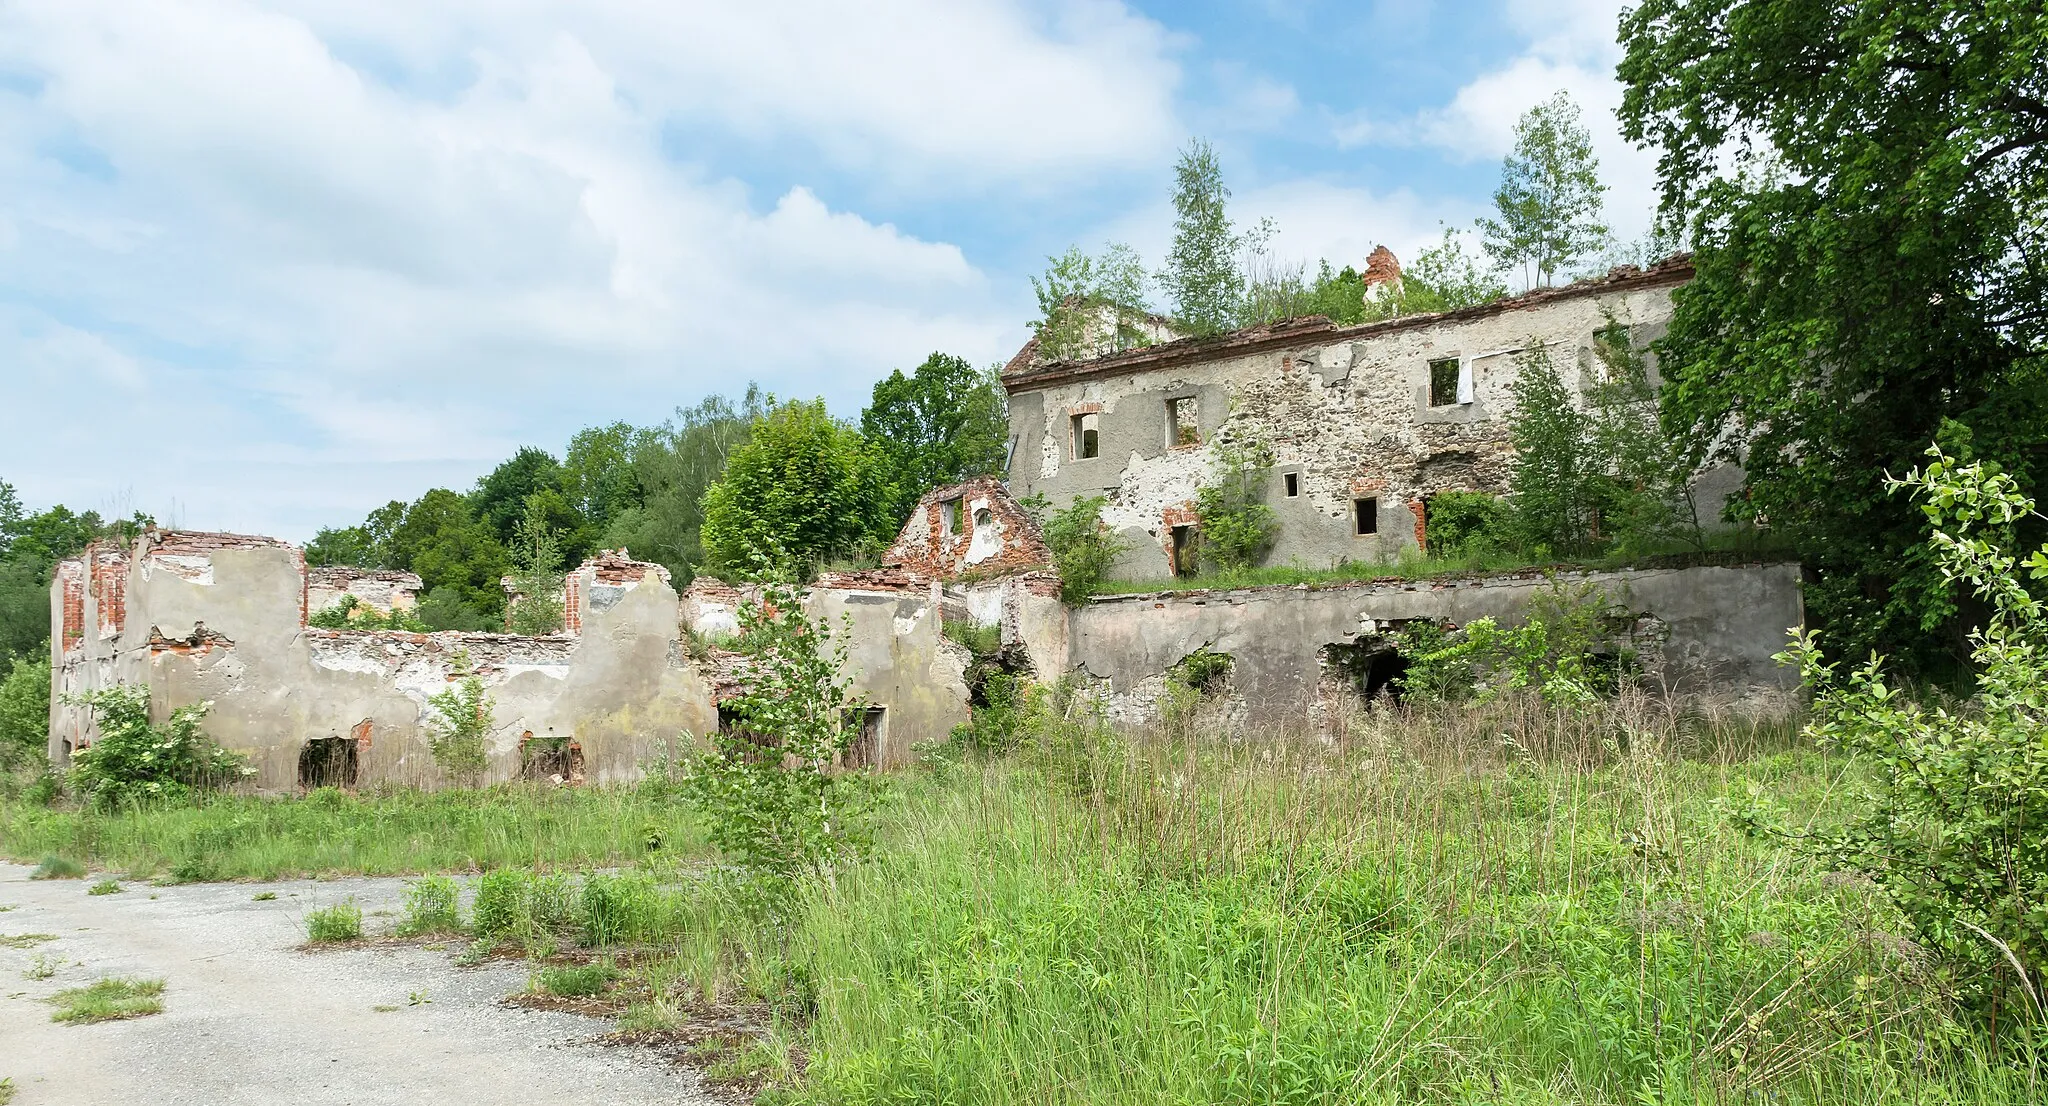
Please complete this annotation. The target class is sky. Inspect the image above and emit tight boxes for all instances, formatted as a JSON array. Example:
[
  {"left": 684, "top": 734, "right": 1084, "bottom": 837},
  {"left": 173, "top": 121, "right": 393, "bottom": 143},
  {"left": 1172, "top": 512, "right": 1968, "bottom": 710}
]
[{"left": 0, "top": 0, "right": 1661, "bottom": 542}]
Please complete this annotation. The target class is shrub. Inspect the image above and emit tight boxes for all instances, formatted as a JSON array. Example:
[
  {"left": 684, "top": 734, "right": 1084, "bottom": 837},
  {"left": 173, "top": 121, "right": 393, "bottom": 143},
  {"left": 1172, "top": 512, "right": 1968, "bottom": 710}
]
[
  {"left": 307, "top": 594, "right": 429, "bottom": 632},
  {"left": 1169, "top": 647, "right": 1233, "bottom": 695},
  {"left": 397, "top": 875, "right": 462, "bottom": 935},
  {"left": 424, "top": 650, "right": 494, "bottom": 787},
  {"left": 67, "top": 686, "right": 248, "bottom": 809},
  {"left": 1423, "top": 491, "right": 1511, "bottom": 559},
  {"left": 305, "top": 900, "right": 363, "bottom": 943},
  {"left": 1401, "top": 579, "right": 1621, "bottom": 705},
  {"left": 1192, "top": 438, "right": 1278, "bottom": 572},
  {"left": 29, "top": 855, "right": 84, "bottom": 880},
  {"left": 1035, "top": 495, "right": 1130, "bottom": 604},
  {"left": 679, "top": 577, "right": 877, "bottom": 904},
  {"left": 1737, "top": 447, "right": 2048, "bottom": 1017},
  {"left": 0, "top": 654, "right": 49, "bottom": 771}
]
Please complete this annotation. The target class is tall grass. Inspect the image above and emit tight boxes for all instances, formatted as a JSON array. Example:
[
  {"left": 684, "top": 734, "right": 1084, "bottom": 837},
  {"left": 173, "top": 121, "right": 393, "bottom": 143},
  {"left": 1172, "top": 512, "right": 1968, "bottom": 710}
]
[
  {"left": 650, "top": 694, "right": 2039, "bottom": 1104},
  {"left": 0, "top": 782, "right": 708, "bottom": 880}
]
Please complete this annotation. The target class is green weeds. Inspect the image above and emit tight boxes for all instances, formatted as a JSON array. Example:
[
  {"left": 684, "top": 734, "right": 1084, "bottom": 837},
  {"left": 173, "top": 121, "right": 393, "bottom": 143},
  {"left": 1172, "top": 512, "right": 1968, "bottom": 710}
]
[
  {"left": 396, "top": 875, "right": 461, "bottom": 935},
  {"left": 534, "top": 960, "right": 617, "bottom": 997},
  {"left": 48, "top": 977, "right": 164, "bottom": 1023},
  {"left": 86, "top": 879, "right": 121, "bottom": 896},
  {"left": 0, "top": 933, "right": 55, "bottom": 949},
  {"left": 304, "top": 900, "right": 363, "bottom": 943},
  {"left": 27, "top": 855, "right": 83, "bottom": 880}
]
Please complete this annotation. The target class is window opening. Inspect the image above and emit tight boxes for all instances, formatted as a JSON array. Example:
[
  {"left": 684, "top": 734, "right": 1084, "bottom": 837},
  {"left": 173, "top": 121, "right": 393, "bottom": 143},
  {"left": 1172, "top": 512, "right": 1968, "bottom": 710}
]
[
  {"left": 972, "top": 508, "right": 993, "bottom": 535},
  {"left": 298, "top": 736, "right": 359, "bottom": 790},
  {"left": 1171, "top": 524, "right": 1201, "bottom": 578},
  {"left": 1169, "top": 397, "right": 1200, "bottom": 446},
  {"left": 520, "top": 730, "right": 584, "bottom": 783},
  {"left": 939, "top": 497, "right": 962, "bottom": 535},
  {"left": 1283, "top": 472, "right": 1300, "bottom": 498},
  {"left": 1428, "top": 358, "right": 1461, "bottom": 407},
  {"left": 1322, "top": 637, "right": 1412, "bottom": 703},
  {"left": 842, "top": 707, "right": 885, "bottom": 770},
  {"left": 1354, "top": 498, "right": 1379, "bottom": 536},
  {"left": 1071, "top": 413, "right": 1100, "bottom": 459}
]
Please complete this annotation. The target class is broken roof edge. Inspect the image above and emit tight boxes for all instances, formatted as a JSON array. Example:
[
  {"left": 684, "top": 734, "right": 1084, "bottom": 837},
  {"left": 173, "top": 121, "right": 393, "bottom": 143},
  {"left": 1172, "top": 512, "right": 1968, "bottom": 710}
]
[{"left": 1000, "top": 254, "right": 1694, "bottom": 391}]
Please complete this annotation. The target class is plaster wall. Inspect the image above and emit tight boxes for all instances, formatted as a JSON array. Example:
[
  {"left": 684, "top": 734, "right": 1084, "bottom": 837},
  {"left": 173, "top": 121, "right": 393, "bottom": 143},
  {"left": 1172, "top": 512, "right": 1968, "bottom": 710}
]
[
  {"left": 1067, "top": 563, "right": 1804, "bottom": 723},
  {"left": 1005, "top": 267, "right": 1724, "bottom": 580}
]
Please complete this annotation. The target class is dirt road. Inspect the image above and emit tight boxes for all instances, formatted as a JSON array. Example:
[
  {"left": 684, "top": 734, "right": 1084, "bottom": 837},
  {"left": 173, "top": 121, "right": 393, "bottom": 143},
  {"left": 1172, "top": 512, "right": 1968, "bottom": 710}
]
[{"left": 0, "top": 863, "right": 710, "bottom": 1105}]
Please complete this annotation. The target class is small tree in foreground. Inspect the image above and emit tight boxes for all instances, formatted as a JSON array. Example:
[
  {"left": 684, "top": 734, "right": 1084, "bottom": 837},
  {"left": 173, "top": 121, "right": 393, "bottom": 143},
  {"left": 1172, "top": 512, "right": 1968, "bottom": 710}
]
[
  {"left": 425, "top": 649, "right": 494, "bottom": 787},
  {"left": 680, "top": 577, "right": 876, "bottom": 905},
  {"left": 1737, "top": 446, "right": 2048, "bottom": 1022},
  {"left": 1031, "top": 495, "right": 1131, "bottom": 604},
  {"left": 68, "top": 686, "right": 248, "bottom": 809}
]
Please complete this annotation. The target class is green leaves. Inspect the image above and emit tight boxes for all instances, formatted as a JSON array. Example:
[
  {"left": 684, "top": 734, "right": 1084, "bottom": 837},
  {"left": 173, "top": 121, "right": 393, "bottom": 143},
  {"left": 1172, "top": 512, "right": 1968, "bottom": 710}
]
[
  {"left": 1159, "top": 138, "right": 1243, "bottom": 337},
  {"left": 1477, "top": 92, "right": 1609, "bottom": 288},
  {"left": 1750, "top": 449, "right": 2048, "bottom": 1017},
  {"left": 1617, "top": 0, "right": 2048, "bottom": 674},
  {"left": 1192, "top": 437, "right": 1278, "bottom": 573},
  {"left": 424, "top": 650, "right": 494, "bottom": 787},
  {"left": 67, "top": 686, "right": 247, "bottom": 809},
  {"left": 700, "top": 400, "right": 887, "bottom": 581}
]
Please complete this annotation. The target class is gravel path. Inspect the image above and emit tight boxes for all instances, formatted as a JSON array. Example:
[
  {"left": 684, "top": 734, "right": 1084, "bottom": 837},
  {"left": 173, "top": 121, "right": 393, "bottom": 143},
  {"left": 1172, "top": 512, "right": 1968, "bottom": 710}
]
[{"left": 0, "top": 863, "right": 711, "bottom": 1105}]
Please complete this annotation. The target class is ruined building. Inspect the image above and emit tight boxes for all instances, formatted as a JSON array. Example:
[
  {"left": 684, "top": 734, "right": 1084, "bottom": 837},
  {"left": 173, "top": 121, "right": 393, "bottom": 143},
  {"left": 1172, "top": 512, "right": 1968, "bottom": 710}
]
[
  {"left": 1002, "top": 255, "right": 1740, "bottom": 579},
  {"left": 46, "top": 260, "right": 1803, "bottom": 792}
]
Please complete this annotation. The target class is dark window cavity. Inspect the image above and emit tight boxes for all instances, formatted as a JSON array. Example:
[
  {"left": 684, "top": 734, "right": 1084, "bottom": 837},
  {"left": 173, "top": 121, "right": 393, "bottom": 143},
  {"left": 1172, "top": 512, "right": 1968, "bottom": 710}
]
[
  {"left": 1354, "top": 497, "right": 1379, "bottom": 536},
  {"left": 1072, "top": 413, "right": 1100, "bottom": 459},
  {"left": 1428, "top": 357, "right": 1461, "bottom": 407}
]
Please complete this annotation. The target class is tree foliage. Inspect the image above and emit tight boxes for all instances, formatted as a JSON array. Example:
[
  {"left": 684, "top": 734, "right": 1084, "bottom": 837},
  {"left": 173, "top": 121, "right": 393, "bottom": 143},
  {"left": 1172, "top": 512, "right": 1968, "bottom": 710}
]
[
  {"left": 1739, "top": 448, "right": 2048, "bottom": 1017},
  {"left": 0, "top": 479, "right": 149, "bottom": 666},
  {"left": 679, "top": 576, "right": 875, "bottom": 903},
  {"left": 1030, "top": 245, "right": 1153, "bottom": 361},
  {"left": 860, "top": 353, "right": 1008, "bottom": 525},
  {"left": 1478, "top": 91, "right": 1609, "bottom": 287},
  {"left": 1617, "top": 0, "right": 2048, "bottom": 674},
  {"left": 602, "top": 388, "right": 769, "bottom": 582},
  {"left": 1193, "top": 437, "right": 1278, "bottom": 572},
  {"left": 1031, "top": 495, "right": 1130, "bottom": 604},
  {"left": 1158, "top": 139, "right": 1243, "bottom": 336},
  {"left": 0, "top": 653, "right": 49, "bottom": 770},
  {"left": 424, "top": 649, "right": 494, "bottom": 787},
  {"left": 701, "top": 400, "right": 886, "bottom": 580},
  {"left": 68, "top": 687, "right": 247, "bottom": 809}
]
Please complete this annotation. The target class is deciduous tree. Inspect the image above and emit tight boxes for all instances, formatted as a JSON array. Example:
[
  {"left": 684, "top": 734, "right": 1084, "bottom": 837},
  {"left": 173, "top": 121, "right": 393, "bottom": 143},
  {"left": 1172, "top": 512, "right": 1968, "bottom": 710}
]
[{"left": 1478, "top": 92, "right": 1609, "bottom": 287}]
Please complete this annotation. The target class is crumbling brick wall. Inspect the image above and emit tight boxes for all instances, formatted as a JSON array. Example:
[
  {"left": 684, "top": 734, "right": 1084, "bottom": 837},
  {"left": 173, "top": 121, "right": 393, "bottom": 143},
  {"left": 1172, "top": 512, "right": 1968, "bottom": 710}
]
[{"left": 882, "top": 477, "right": 1053, "bottom": 580}]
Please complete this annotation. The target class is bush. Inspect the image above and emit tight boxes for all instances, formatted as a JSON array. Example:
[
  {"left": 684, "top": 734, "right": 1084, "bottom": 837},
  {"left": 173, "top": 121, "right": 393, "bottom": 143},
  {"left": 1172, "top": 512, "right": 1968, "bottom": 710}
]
[
  {"left": 424, "top": 650, "right": 494, "bottom": 787},
  {"left": 1192, "top": 438, "right": 1278, "bottom": 572},
  {"left": 29, "top": 855, "right": 84, "bottom": 880},
  {"left": 67, "top": 687, "right": 247, "bottom": 809},
  {"left": 1739, "top": 447, "right": 2048, "bottom": 1017},
  {"left": 680, "top": 577, "right": 877, "bottom": 904},
  {"left": 0, "top": 653, "right": 49, "bottom": 771},
  {"left": 1400, "top": 579, "right": 1622, "bottom": 705},
  {"left": 1423, "top": 492, "right": 1511, "bottom": 559},
  {"left": 306, "top": 594, "right": 429, "bottom": 632},
  {"left": 397, "top": 874, "right": 462, "bottom": 935},
  {"left": 1035, "top": 495, "right": 1130, "bottom": 604},
  {"left": 304, "top": 900, "right": 363, "bottom": 943}
]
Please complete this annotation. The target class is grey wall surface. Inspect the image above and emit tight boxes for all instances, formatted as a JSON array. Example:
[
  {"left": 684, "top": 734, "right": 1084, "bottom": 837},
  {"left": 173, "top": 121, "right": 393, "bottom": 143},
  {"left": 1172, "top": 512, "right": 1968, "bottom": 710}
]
[{"left": 1066, "top": 563, "right": 1804, "bottom": 719}]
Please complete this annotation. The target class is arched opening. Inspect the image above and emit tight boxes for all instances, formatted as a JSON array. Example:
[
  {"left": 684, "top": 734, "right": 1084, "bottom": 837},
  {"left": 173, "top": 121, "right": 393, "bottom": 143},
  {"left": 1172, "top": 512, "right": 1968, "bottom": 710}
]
[
  {"left": 1321, "top": 636, "right": 1412, "bottom": 704},
  {"left": 299, "top": 736, "right": 359, "bottom": 789}
]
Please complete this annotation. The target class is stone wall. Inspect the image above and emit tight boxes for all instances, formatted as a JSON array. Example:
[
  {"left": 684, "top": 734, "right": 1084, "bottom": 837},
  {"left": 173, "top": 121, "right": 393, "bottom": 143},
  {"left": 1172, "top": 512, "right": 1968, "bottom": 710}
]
[
  {"left": 1002, "top": 260, "right": 1743, "bottom": 580},
  {"left": 1067, "top": 562, "right": 1804, "bottom": 723}
]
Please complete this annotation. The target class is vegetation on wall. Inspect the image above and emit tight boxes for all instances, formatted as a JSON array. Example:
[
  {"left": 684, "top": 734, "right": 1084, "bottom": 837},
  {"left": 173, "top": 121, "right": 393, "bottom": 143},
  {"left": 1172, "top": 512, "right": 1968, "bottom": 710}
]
[
  {"left": 424, "top": 649, "right": 494, "bottom": 788},
  {"left": 1031, "top": 494, "right": 1130, "bottom": 604},
  {"left": 1158, "top": 138, "right": 1244, "bottom": 337},
  {"left": 67, "top": 688, "right": 247, "bottom": 809},
  {"left": 1618, "top": 0, "right": 2048, "bottom": 677},
  {"left": 1030, "top": 245, "right": 1153, "bottom": 361},
  {"left": 1192, "top": 437, "right": 1279, "bottom": 573}
]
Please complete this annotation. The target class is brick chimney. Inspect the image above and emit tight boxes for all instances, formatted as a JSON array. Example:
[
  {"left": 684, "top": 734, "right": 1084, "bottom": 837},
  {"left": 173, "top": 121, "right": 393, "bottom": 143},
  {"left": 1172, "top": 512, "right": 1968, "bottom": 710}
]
[{"left": 1361, "top": 245, "right": 1402, "bottom": 304}]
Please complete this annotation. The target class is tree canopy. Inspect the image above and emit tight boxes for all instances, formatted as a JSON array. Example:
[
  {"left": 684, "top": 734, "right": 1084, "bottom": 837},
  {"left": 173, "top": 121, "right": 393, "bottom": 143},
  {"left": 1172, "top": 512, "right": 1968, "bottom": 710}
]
[
  {"left": 701, "top": 400, "right": 887, "bottom": 579},
  {"left": 1478, "top": 91, "right": 1609, "bottom": 288},
  {"left": 1618, "top": 0, "right": 2048, "bottom": 673},
  {"left": 861, "top": 353, "right": 1007, "bottom": 526}
]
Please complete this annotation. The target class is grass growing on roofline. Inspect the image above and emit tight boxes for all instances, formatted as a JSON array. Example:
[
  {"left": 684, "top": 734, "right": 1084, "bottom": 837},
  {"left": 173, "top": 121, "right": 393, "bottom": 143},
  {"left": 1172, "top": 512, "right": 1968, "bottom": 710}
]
[{"left": 1092, "top": 529, "right": 1797, "bottom": 597}]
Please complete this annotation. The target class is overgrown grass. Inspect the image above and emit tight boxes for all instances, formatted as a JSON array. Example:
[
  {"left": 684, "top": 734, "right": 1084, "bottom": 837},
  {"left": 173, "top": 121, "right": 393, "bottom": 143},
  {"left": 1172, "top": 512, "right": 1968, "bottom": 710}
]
[
  {"left": 620, "top": 695, "right": 2040, "bottom": 1104},
  {"left": 1094, "top": 529, "right": 1796, "bottom": 597},
  {"left": 27, "top": 855, "right": 84, "bottom": 880},
  {"left": 535, "top": 960, "right": 618, "bottom": 997},
  {"left": 48, "top": 977, "right": 164, "bottom": 1023},
  {"left": 0, "top": 782, "right": 708, "bottom": 880}
]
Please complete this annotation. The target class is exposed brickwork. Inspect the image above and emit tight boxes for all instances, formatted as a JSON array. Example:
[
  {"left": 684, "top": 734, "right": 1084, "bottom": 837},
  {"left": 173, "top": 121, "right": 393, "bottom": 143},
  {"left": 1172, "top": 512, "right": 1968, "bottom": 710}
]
[
  {"left": 58, "top": 559, "right": 85, "bottom": 653},
  {"left": 1362, "top": 245, "right": 1401, "bottom": 290},
  {"left": 881, "top": 477, "right": 1053, "bottom": 581},
  {"left": 814, "top": 567, "right": 932, "bottom": 593},
  {"left": 1411, "top": 497, "right": 1427, "bottom": 551}
]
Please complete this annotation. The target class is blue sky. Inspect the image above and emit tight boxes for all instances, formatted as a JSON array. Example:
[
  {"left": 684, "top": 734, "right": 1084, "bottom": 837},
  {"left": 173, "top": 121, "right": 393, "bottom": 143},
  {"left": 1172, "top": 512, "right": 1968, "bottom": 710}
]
[{"left": 0, "top": 0, "right": 1657, "bottom": 541}]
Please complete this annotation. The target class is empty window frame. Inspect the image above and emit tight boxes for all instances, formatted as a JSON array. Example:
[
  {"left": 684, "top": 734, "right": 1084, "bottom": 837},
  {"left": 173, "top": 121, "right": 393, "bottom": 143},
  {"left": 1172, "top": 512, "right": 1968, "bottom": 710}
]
[
  {"left": 1169, "top": 396, "right": 1200, "bottom": 447},
  {"left": 842, "top": 707, "right": 885, "bottom": 770},
  {"left": 1282, "top": 472, "right": 1300, "bottom": 498},
  {"left": 1071, "top": 412, "right": 1100, "bottom": 459},
  {"left": 939, "top": 497, "right": 962, "bottom": 535},
  {"left": 1354, "top": 497, "right": 1379, "bottom": 536},
  {"left": 1428, "top": 358, "right": 1462, "bottom": 407},
  {"left": 1171, "top": 524, "right": 1201, "bottom": 578}
]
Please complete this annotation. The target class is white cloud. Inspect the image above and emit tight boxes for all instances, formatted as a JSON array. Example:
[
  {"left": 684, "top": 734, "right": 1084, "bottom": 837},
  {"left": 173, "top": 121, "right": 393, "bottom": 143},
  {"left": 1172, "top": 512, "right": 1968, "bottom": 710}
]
[
  {"left": 0, "top": 0, "right": 1184, "bottom": 539},
  {"left": 1333, "top": 0, "right": 1660, "bottom": 241}
]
